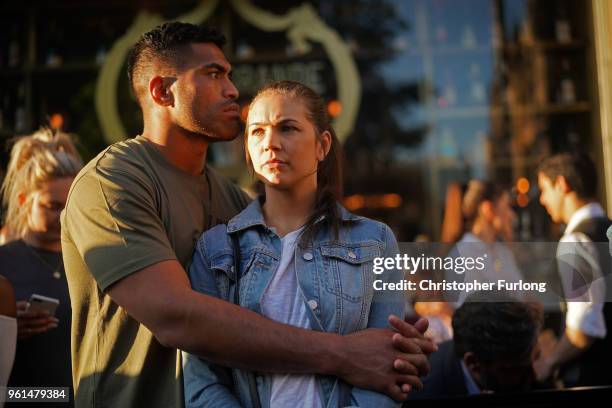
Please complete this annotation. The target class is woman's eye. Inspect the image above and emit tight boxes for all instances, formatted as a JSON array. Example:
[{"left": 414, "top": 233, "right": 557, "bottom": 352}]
[
  {"left": 251, "top": 128, "right": 264, "bottom": 136},
  {"left": 282, "top": 126, "right": 296, "bottom": 132}
]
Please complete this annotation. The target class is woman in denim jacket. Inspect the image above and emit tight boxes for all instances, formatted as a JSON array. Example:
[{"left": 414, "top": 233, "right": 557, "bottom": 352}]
[{"left": 184, "top": 81, "right": 405, "bottom": 407}]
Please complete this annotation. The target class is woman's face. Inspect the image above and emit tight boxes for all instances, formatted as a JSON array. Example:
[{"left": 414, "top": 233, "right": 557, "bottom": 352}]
[
  {"left": 493, "top": 192, "right": 516, "bottom": 241},
  {"left": 26, "top": 177, "right": 73, "bottom": 240},
  {"left": 246, "top": 93, "right": 330, "bottom": 191}
]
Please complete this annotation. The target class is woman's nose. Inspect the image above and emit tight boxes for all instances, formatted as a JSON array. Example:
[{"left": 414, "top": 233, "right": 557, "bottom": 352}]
[{"left": 263, "top": 130, "right": 281, "bottom": 151}]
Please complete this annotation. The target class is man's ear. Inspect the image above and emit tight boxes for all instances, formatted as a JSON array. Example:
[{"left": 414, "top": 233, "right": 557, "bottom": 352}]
[
  {"left": 149, "top": 76, "right": 175, "bottom": 107},
  {"left": 464, "top": 352, "right": 481, "bottom": 376},
  {"left": 555, "top": 175, "right": 571, "bottom": 194},
  {"left": 316, "top": 130, "right": 332, "bottom": 161}
]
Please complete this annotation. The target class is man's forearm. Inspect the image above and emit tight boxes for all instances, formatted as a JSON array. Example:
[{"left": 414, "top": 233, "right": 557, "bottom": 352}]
[
  {"left": 548, "top": 328, "right": 595, "bottom": 368},
  {"left": 162, "top": 288, "right": 345, "bottom": 376}
]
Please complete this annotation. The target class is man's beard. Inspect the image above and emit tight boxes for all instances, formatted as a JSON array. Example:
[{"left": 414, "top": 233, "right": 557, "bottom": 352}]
[{"left": 190, "top": 109, "right": 242, "bottom": 142}]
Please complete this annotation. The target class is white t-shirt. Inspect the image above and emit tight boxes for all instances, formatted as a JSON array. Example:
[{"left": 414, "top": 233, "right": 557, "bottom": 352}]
[
  {"left": 0, "top": 314, "right": 17, "bottom": 404},
  {"left": 260, "top": 228, "right": 324, "bottom": 408},
  {"left": 558, "top": 203, "right": 607, "bottom": 338}
]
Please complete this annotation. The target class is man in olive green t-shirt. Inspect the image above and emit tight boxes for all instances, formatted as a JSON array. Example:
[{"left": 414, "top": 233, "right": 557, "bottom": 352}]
[{"left": 61, "top": 22, "right": 434, "bottom": 408}]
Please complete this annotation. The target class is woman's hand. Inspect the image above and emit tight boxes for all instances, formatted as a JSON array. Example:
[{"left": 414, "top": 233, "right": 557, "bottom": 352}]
[{"left": 16, "top": 300, "right": 58, "bottom": 339}]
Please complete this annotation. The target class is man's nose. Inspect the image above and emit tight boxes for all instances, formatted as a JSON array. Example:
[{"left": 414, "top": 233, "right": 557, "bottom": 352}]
[{"left": 224, "top": 78, "right": 239, "bottom": 100}]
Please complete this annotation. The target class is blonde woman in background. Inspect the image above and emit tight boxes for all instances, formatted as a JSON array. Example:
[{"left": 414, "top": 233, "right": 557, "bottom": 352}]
[{"left": 0, "top": 128, "right": 82, "bottom": 404}]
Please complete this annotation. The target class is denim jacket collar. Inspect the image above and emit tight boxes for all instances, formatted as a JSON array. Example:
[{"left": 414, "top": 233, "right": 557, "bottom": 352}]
[{"left": 226, "top": 197, "right": 362, "bottom": 233}]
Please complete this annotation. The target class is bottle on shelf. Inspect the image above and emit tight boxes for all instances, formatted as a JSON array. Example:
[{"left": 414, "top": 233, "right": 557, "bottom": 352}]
[
  {"left": 557, "top": 58, "right": 576, "bottom": 104},
  {"left": 555, "top": 3, "right": 572, "bottom": 43}
]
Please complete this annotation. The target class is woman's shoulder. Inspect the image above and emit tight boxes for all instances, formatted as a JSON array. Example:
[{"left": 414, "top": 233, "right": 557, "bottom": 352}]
[{"left": 338, "top": 205, "right": 396, "bottom": 244}]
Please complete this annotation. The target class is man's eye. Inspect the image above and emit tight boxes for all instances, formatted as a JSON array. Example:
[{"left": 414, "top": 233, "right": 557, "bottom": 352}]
[
  {"left": 209, "top": 71, "right": 220, "bottom": 79},
  {"left": 251, "top": 128, "right": 264, "bottom": 136},
  {"left": 282, "top": 126, "right": 296, "bottom": 132}
]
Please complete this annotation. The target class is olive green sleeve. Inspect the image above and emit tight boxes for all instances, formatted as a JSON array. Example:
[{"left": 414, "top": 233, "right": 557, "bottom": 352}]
[{"left": 62, "top": 166, "right": 177, "bottom": 292}]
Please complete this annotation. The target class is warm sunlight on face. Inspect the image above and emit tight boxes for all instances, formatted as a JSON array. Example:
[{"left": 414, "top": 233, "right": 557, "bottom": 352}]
[
  {"left": 537, "top": 172, "right": 564, "bottom": 223},
  {"left": 246, "top": 93, "right": 329, "bottom": 192},
  {"left": 27, "top": 177, "right": 73, "bottom": 240}
]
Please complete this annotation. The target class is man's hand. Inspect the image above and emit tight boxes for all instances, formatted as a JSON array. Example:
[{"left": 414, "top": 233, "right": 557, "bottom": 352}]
[
  {"left": 389, "top": 315, "right": 437, "bottom": 393},
  {"left": 534, "top": 356, "right": 556, "bottom": 382},
  {"left": 16, "top": 300, "right": 58, "bottom": 339},
  {"left": 333, "top": 316, "right": 437, "bottom": 402},
  {"left": 335, "top": 328, "right": 427, "bottom": 402},
  {"left": 389, "top": 315, "right": 437, "bottom": 357}
]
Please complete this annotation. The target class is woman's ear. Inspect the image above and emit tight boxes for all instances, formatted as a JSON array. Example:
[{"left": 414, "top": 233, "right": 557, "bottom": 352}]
[{"left": 317, "top": 130, "right": 332, "bottom": 161}]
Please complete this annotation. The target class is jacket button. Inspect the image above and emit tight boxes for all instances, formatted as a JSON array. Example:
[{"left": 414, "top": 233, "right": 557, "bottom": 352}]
[
  {"left": 348, "top": 250, "right": 357, "bottom": 259},
  {"left": 302, "top": 252, "right": 314, "bottom": 261},
  {"left": 308, "top": 299, "right": 318, "bottom": 310}
]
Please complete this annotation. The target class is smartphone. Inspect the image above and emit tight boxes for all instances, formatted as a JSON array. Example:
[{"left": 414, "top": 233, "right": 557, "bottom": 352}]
[{"left": 28, "top": 294, "right": 60, "bottom": 316}]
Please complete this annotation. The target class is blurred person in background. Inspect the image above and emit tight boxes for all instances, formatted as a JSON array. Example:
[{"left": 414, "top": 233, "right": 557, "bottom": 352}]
[
  {"left": 0, "top": 128, "right": 82, "bottom": 405},
  {"left": 0, "top": 275, "right": 17, "bottom": 399},
  {"left": 410, "top": 292, "right": 543, "bottom": 398},
  {"left": 449, "top": 180, "right": 524, "bottom": 304},
  {"left": 417, "top": 181, "right": 524, "bottom": 343},
  {"left": 535, "top": 152, "right": 612, "bottom": 387}
]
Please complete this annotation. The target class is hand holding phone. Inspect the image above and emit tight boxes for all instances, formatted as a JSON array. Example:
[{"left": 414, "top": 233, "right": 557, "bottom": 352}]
[
  {"left": 16, "top": 294, "right": 60, "bottom": 339},
  {"left": 27, "top": 294, "right": 60, "bottom": 316}
]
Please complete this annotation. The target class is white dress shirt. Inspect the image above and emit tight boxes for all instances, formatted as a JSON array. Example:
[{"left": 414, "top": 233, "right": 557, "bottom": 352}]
[{"left": 558, "top": 203, "right": 607, "bottom": 338}]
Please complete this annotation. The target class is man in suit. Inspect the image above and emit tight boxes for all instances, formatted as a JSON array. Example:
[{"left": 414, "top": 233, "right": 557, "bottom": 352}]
[{"left": 411, "top": 293, "right": 543, "bottom": 398}]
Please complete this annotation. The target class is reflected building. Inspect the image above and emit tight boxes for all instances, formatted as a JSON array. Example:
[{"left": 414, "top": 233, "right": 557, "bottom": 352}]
[{"left": 1, "top": 0, "right": 611, "bottom": 242}]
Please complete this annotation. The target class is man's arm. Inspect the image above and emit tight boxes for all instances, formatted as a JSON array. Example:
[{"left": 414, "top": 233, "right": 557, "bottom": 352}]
[
  {"left": 0, "top": 276, "right": 16, "bottom": 318},
  {"left": 108, "top": 260, "right": 431, "bottom": 401},
  {"left": 534, "top": 327, "right": 595, "bottom": 381}
]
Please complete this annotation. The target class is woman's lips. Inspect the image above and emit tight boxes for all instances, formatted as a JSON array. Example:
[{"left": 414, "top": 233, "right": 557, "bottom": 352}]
[{"left": 264, "top": 159, "right": 286, "bottom": 168}]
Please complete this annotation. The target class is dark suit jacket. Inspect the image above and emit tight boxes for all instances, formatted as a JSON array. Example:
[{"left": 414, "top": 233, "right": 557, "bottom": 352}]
[{"left": 409, "top": 340, "right": 469, "bottom": 399}]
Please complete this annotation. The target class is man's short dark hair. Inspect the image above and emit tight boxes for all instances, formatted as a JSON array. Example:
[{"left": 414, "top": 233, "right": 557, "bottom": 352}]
[
  {"left": 537, "top": 152, "right": 598, "bottom": 199},
  {"left": 452, "top": 293, "right": 543, "bottom": 362},
  {"left": 126, "top": 22, "right": 226, "bottom": 105}
]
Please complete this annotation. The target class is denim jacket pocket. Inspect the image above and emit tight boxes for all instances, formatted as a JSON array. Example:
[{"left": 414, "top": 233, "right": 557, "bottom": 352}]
[
  {"left": 319, "top": 242, "right": 380, "bottom": 303},
  {"left": 208, "top": 251, "right": 235, "bottom": 300}
]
